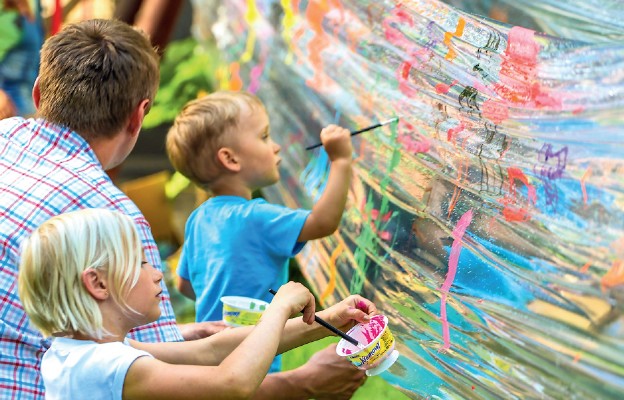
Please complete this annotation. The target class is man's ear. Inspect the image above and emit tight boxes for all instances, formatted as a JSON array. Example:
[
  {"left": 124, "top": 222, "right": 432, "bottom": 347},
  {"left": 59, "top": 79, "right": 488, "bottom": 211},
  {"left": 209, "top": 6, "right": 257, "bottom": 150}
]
[
  {"left": 32, "top": 76, "right": 41, "bottom": 109},
  {"left": 127, "top": 99, "right": 150, "bottom": 138},
  {"left": 216, "top": 147, "right": 241, "bottom": 172},
  {"left": 81, "top": 269, "right": 109, "bottom": 301}
]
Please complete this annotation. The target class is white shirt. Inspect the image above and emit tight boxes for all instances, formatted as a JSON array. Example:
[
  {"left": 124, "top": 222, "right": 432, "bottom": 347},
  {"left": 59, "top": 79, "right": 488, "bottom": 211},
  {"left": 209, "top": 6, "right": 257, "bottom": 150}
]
[{"left": 42, "top": 337, "right": 153, "bottom": 400}]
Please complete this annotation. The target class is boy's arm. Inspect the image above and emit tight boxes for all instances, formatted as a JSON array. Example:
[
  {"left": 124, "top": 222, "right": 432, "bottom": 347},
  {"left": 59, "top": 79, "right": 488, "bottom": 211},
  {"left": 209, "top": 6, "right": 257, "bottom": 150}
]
[
  {"left": 176, "top": 276, "right": 196, "bottom": 300},
  {"left": 298, "top": 125, "right": 353, "bottom": 242}
]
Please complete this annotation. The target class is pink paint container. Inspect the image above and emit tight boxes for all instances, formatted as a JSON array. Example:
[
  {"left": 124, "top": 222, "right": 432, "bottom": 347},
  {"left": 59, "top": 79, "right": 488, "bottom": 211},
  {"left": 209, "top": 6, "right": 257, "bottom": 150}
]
[{"left": 335, "top": 315, "right": 400, "bottom": 376}]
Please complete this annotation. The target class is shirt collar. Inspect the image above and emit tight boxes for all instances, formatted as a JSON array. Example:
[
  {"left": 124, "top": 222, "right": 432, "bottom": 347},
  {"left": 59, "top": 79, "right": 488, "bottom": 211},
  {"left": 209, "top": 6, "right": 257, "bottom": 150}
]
[{"left": 5, "top": 117, "right": 100, "bottom": 167}]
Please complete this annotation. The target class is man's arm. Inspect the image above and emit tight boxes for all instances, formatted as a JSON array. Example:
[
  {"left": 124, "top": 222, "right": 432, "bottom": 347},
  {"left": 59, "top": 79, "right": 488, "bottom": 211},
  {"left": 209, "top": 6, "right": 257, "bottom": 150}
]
[{"left": 253, "top": 344, "right": 367, "bottom": 400}]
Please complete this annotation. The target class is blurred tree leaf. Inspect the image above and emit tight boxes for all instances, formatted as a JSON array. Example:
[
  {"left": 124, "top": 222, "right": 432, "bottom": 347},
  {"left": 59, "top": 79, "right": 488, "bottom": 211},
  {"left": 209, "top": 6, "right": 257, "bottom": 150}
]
[
  {"left": 144, "top": 37, "right": 220, "bottom": 128},
  {"left": 0, "top": 10, "right": 21, "bottom": 62}
]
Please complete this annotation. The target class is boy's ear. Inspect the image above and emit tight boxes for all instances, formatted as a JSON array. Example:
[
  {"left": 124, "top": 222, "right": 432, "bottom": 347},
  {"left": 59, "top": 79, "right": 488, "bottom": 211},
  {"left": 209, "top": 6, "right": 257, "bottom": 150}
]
[
  {"left": 216, "top": 147, "right": 241, "bottom": 172},
  {"left": 82, "top": 269, "right": 109, "bottom": 301}
]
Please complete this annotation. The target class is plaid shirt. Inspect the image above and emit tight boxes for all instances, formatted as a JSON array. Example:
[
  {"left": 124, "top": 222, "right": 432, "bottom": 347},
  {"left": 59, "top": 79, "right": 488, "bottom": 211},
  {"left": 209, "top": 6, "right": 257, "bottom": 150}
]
[{"left": 0, "top": 117, "right": 182, "bottom": 399}]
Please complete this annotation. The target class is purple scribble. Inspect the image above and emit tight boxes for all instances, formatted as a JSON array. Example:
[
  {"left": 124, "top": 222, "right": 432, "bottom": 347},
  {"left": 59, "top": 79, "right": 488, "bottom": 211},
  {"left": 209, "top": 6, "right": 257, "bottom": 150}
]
[{"left": 535, "top": 143, "right": 568, "bottom": 179}]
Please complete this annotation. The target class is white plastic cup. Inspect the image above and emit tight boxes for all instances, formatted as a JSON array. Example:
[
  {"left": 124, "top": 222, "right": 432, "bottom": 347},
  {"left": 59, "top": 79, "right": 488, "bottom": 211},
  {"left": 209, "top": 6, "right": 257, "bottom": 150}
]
[
  {"left": 220, "top": 296, "right": 269, "bottom": 327},
  {"left": 335, "top": 314, "right": 400, "bottom": 376}
]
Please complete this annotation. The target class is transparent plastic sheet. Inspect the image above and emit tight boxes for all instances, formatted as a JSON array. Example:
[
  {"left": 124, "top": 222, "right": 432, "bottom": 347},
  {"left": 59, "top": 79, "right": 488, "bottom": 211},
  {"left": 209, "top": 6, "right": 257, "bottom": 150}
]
[{"left": 192, "top": 0, "right": 624, "bottom": 397}]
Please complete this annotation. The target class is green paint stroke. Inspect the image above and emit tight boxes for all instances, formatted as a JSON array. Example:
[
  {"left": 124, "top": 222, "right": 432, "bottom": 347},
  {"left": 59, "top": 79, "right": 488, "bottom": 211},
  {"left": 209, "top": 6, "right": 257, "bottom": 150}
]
[{"left": 350, "top": 123, "right": 401, "bottom": 292}]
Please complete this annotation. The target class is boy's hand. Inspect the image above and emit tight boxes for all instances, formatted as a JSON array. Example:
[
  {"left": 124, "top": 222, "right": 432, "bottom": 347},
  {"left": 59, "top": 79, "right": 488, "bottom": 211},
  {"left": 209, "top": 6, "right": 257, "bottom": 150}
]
[
  {"left": 318, "top": 295, "right": 377, "bottom": 333},
  {"left": 272, "top": 282, "right": 316, "bottom": 324},
  {"left": 320, "top": 125, "right": 353, "bottom": 162}
]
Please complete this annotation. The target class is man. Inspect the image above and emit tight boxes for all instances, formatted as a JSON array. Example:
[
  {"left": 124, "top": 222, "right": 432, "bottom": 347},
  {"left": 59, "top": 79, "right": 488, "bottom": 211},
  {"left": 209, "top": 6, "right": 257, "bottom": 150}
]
[{"left": 0, "top": 18, "right": 365, "bottom": 399}]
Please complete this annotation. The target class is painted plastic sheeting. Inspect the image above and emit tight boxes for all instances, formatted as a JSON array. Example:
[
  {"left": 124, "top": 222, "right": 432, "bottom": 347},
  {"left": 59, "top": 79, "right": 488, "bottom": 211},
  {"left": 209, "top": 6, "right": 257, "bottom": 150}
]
[
  {"left": 192, "top": 0, "right": 624, "bottom": 398},
  {"left": 441, "top": 0, "right": 624, "bottom": 43}
]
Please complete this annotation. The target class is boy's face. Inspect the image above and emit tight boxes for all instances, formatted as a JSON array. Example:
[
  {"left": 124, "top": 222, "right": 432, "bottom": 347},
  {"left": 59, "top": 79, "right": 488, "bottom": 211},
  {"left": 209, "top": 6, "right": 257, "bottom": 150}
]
[{"left": 232, "top": 102, "right": 281, "bottom": 189}]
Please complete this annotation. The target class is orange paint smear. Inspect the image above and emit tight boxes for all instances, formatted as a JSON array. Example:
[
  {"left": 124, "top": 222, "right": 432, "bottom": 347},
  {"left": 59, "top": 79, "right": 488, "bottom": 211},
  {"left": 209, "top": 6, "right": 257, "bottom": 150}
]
[
  {"left": 602, "top": 260, "right": 624, "bottom": 290},
  {"left": 444, "top": 17, "right": 465, "bottom": 61},
  {"left": 499, "top": 167, "right": 537, "bottom": 222},
  {"left": 305, "top": 0, "right": 331, "bottom": 89},
  {"left": 228, "top": 62, "right": 243, "bottom": 91},
  {"left": 320, "top": 243, "right": 345, "bottom": 305},
  {"left": 581, "top": 166, "right": 592, "bottom": 205},
  {"left": 580, "top": 261, "right": 591, "bottom": 273},
  {"left": 448, "top": 161, "right": 468, "bottom": 217}
]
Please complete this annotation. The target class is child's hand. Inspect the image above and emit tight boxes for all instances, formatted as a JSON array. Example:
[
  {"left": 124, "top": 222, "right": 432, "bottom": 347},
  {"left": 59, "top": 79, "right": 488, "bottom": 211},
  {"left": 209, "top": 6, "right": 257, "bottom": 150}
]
[
  {"left": 318, "top": 295, "right": 377, "bottom": 333},
  {"left": 320, "top": 125, "right": 353, "bottom": 162},
  {"left": 272, "top": 282, "right": 316, "bottom": 324}
]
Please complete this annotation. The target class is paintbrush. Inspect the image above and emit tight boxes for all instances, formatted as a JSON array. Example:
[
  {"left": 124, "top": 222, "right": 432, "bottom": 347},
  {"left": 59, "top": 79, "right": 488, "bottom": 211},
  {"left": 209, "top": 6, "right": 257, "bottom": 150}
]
[
  {"left": 268, "top": 289, "right": 363, "bottom": 348},
  {"left": 305, "top": 117, "right": 400, "bottom": 150}
]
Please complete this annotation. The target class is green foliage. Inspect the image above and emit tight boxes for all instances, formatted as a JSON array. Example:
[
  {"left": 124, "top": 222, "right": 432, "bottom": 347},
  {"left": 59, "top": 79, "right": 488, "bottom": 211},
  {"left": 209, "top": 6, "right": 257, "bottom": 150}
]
[
  {"left": 143, "top": 38, "right": 220, "bottom": 128},
  {"left": 0, "top": 10, "right": 21, "bottom": 62}
]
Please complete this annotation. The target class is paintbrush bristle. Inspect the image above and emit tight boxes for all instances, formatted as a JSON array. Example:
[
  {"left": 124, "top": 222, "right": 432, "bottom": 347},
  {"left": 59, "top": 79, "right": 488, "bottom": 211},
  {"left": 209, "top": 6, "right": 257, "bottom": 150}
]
[{"left": 380, "top": 117, "right": 400, "bottom": 126}]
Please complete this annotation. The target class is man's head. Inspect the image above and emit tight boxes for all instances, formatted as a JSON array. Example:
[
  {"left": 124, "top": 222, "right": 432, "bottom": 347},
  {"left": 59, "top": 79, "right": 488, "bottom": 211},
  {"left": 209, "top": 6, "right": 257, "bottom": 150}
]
[
  {"left": 166, "top": 90, "right": 281, "bottom": 191},
  {"left": 35, "top": 19, "right": 159, "bottom": 141}
]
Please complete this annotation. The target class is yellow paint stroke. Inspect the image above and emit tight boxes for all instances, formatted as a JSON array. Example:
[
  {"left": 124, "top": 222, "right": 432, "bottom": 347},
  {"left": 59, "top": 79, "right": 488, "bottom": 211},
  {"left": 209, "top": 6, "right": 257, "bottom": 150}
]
[
  {"left": 240, "top": 0, "right": 259, "bottom": 63},
  {"left": 581, "top": 166, "right": 591, "bottom": 205},
  {"left": 320, "top": 242, "right": 345, "bottom": 305},
  {"left": 602, "top": 259, "right": 624, "bottom": 290},
  {"left": 281, "top": 0, "right": 297, "bottom": 64},
  {"left": 444, "top": 17, "right": 465, "bottom": 61},
  {"left": 216, "top": 65, "right": 230, "bottom": 90}
]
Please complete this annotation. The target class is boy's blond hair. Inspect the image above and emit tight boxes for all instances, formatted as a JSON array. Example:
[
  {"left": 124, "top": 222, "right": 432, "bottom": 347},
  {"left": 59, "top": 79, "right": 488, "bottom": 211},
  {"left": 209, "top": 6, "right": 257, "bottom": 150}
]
[
  {"left": 166, "top": 90, "right": 264, "bottom": 189},
  {"left": 18, "top": 209, "right": 143, "bottom": 339},
  {"left": 37, "top": 19, "right": 160, "bottom": 141}
]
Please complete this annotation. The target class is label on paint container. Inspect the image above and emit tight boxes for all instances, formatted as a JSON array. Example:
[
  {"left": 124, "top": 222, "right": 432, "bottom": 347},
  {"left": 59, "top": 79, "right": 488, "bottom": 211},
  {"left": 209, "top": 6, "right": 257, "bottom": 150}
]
[{"left": 348, "top": 328, "right": 395, "bottom": 368}]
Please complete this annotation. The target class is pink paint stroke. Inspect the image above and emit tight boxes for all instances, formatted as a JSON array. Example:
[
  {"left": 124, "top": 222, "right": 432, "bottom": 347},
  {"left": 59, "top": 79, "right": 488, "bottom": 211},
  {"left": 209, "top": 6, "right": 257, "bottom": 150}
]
[{"left": 439, "top": 209, "right": 473, "bottom": 351}]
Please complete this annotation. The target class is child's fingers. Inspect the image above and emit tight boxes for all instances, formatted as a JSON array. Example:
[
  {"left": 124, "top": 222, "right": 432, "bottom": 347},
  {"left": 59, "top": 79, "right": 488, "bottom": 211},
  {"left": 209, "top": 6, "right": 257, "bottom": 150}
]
[
  {"left": 346, "top": 307, "right": 372, "bottom": 324},
  {"left": 353, "top": 296, "right": 377, "bottom": 316},
  {"left": 301, "top": 293, "right": 316, "bottom": 324}
]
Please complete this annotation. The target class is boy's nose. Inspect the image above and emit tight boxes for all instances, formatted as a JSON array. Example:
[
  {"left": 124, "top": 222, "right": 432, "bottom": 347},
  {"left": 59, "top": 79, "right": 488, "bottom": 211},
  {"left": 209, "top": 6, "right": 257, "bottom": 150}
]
[{"left": 274, "top": 143, "right": 281, "bottom": 153}]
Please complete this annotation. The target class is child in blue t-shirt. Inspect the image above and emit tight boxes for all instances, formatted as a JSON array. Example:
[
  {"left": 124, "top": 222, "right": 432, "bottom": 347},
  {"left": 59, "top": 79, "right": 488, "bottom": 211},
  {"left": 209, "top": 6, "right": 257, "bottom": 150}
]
[{"left": 166, "top": 90, "right": 352, "bottom": 371}]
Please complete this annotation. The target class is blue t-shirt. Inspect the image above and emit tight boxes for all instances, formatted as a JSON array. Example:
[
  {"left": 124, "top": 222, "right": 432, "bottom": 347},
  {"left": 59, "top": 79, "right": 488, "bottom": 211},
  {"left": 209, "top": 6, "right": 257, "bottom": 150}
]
[{"left": 177, "top": 196, "right": 310, "bottom": 371}]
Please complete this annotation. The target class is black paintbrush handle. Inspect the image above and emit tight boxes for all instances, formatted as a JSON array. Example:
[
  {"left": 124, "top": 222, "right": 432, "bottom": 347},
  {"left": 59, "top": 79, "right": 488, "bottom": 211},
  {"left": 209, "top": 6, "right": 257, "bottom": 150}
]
[
  {"left": 304, "top": 122, "right": 384, "bottom": 150},
  {"left": 268, "top": 289, "right": 360, "bottom": 347}
]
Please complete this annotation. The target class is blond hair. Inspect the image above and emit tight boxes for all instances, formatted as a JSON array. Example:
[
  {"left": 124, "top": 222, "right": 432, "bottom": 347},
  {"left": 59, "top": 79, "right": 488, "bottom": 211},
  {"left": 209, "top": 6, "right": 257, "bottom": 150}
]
[
  {"left": 37, "top": 19, "right": 160, "bottom": 141},
  {"left": 166, "top": 90, "right": 264, "bottom": 189},
  {"left": 18, "top": 209, "right": 143, "bottom": 339}
]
